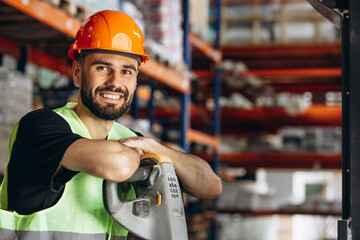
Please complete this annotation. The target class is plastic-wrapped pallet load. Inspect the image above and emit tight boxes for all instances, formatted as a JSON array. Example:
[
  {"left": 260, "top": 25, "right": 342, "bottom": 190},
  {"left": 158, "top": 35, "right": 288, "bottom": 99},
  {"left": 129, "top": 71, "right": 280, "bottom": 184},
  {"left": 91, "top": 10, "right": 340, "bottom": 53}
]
[
  {"left": 127, "top": 0, "right": 185, "bottom": 70},
  {"left": 0, "top": 67, "right": 33, "bottom": 174},
  {"left": 68, "top": 0, "right": 119, "bottom": 14},
  {"left": 280, "top": 126, "right": 342, "bottom": 153},
  {"left": 216, "top": 214, "right": 280, "bottom": 240},
  {"left": 189, "top": 0, "right": 209, "bottom": 41},
  {"left": 123, "top": 1, "right": 145, "bottom": 33}
]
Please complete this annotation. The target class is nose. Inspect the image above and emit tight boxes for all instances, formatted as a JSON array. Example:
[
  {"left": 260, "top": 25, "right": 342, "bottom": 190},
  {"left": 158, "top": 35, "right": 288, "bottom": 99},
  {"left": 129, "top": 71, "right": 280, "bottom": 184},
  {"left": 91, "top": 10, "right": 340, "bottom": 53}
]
[{"left": 105, "top": 69, "right": 124, "bottom": 89}]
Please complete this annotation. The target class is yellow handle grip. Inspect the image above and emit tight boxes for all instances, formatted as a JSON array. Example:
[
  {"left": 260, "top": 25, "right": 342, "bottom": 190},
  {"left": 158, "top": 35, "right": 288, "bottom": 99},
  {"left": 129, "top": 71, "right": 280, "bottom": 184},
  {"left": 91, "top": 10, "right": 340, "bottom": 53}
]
[{"left": 140, "top": 153, "right": 173, "bottom": 164}]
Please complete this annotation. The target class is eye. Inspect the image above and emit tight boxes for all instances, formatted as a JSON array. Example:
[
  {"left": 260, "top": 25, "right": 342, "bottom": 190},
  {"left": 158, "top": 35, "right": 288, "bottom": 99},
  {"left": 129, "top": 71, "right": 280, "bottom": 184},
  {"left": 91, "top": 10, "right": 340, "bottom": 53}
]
[
  {"left": 97, "top": 66, "right": 109, "bottom": 72},
  {"left": 122, "top": 69, "right": 133, "bottom": 75}
]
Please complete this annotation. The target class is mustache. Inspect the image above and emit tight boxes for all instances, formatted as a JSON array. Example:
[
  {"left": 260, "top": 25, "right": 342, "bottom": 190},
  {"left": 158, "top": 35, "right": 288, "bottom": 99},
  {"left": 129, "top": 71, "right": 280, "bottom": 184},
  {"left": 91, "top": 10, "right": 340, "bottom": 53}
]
[{"left": 95, "top": 86, "right": 129, "bottom": 99}]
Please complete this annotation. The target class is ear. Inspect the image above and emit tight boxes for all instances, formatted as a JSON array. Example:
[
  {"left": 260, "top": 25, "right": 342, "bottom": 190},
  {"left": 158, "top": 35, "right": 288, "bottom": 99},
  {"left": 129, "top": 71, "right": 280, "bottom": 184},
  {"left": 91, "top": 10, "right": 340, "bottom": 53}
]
[{"left": 72, "top": 61, "right": 81, "bottom": 86}]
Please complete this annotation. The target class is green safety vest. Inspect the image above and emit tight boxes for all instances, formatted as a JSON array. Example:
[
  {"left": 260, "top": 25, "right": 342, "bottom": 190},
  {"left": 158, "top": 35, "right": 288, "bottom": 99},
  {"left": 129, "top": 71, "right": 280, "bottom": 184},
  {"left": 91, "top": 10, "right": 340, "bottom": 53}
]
[{"left": 0, "top": 102, "right": 137, "bottom": 240}]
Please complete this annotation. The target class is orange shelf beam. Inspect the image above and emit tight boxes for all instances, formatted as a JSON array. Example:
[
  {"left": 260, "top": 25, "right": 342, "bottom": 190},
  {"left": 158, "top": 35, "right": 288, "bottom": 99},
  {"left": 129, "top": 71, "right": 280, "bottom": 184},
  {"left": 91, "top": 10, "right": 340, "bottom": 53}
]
[
  {"left": 28, "top": 49, "right": 73, "bottom": 77},
  {"left": 221, "top": 105, "right": 341, "bottom": 123},
  {"left": 189, "top": 33, "right": 222, "bottom": 65},
  {"left": 137, "top": 105, "right": 341, "bottom": 129},
  {"left": 188, "top": 129, "right": 220, "bottom": 150},
  {"left": 222, "top": 152, "right": 341, "bottom": 169},
  {"left": 193, "top": 67, "right": 342, "bottom": 78},
  {"left": 140, "top": 59, "right": 190, "bottom": 93},
  {"left": 136, "top": 86, "right": 151, "bottom": 101},
  {"left": 271, "top": 83, "right": 341, "bottom": 93},
  {"left": 297, "top": 104, "right": 341, "bottom": 123},
  {"left": 199, "top": 152, "right": 342, "bottom": 169},
  {"left": 222, "top": 44, "right": 341, "bottom": 56},
  {"left": 218, "top": 208, "right": 341, "bottom": 216},
  {"left": 0, "top": 36, "right": 72, "bottom": 77},
  {"left": 219, "top": 105, "right": 342, "bottom": 133},
  {"left": 244, "top": 67, "right": 342, "bottom": 78},
  {"left": 0, "top": 36, "right": 21, "bottom": 59},
  {"left": 1, "top": 0, "right": 81, "bottom": 38},
  {"left": 220, "top": 0, "right": 309, "bottom": 6}
]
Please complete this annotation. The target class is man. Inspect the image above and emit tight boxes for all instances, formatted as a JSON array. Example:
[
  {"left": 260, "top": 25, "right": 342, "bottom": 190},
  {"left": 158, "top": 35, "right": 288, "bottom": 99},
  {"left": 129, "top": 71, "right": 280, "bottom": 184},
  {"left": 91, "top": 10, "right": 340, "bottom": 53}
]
[{"left": 0, "top": 10, "right": 221, "bottom": 239}]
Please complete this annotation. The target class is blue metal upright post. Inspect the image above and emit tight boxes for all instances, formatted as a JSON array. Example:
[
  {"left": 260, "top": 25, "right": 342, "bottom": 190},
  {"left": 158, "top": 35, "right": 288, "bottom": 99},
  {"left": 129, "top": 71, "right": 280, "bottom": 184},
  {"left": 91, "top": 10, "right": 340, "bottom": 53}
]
[
  {"left": 181, "top": 94, "right": 190, "bottom": 153},
  {"left": 210, "top": 2, "right": 222, "bottom": 239},
  {"left": 182, "top": 0, "right": 191, "bottom": 153},
  {"left": 17, "top": 45, "right": 27, "bottom": 73},
  {"left": 148, "top": 80, "right": 155, "bottom": 132},
  {"left": 118, "top": 0, "right": 123, "bottom": 12},
  {"left": 131, "top": 89, "right": 138, "bottom": 119},
  {"left": 212, "top": 0, "right": 222, "bottom": 174}
]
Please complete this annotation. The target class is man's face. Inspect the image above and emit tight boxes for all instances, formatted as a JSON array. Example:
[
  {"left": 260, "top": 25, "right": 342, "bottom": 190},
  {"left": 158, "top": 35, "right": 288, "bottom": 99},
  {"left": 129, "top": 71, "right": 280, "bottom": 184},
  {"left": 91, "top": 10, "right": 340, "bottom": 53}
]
[{"left": 77, "top": 53, "right": 139, "bottom": 120}]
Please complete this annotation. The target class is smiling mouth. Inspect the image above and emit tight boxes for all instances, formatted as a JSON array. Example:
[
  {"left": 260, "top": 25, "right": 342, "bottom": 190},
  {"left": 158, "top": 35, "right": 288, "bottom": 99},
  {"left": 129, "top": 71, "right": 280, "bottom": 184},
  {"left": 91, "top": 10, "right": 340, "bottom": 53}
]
[
  {"left": 103, "top": 93, "right": 120, "bottom": 99},
  {"left": 99, "top": 92, "right": 124, "bottom": 100}
]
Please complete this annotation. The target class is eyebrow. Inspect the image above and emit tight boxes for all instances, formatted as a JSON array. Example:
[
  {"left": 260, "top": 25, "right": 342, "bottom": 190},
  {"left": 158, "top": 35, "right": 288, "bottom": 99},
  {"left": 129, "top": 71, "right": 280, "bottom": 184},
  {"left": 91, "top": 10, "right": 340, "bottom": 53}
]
[
  {"left": 91, "top": 61, "right": 138, "bottom": 72},
  {"left": 123, "top": 64, "right": 138, "bottom": 72}
]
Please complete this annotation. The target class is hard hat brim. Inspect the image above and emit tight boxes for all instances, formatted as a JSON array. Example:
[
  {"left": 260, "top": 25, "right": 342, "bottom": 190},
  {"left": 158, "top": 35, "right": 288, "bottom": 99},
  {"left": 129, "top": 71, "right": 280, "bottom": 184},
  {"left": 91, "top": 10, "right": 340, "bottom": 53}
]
[{"left": 68, "top": 47, "right": 149, "bottom": 64}]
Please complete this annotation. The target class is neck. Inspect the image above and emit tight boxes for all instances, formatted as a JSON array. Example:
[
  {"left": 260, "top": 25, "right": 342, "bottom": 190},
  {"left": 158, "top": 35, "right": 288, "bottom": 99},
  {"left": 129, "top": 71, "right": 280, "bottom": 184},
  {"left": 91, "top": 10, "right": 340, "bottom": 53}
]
[{"left": 73, "top": 103, "right": 114, "bottom": 140}]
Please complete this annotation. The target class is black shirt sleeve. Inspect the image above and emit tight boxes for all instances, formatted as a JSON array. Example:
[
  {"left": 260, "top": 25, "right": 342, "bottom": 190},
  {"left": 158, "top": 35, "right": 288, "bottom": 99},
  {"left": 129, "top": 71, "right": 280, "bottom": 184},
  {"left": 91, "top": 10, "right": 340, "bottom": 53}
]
[{"left": 7, "top": 108, "right": 83, "bottom": 215}]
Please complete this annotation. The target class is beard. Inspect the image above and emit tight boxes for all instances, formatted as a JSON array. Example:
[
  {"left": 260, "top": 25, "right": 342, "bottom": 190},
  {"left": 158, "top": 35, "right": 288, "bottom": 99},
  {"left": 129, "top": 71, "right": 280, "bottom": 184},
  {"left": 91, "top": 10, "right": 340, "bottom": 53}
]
[{"left": 80, "top": 73, "right": 134, "bottom": 120}]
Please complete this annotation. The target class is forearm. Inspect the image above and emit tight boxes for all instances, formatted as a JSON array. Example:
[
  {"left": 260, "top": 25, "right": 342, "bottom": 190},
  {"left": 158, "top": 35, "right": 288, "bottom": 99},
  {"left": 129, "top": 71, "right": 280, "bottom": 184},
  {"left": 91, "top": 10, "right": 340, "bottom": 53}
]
[
  {"left": 61, "top": 138, "right": 142, "bottom": 182},
  {"left": 153, "top": 143, "right": 222, "bottom": 199}
]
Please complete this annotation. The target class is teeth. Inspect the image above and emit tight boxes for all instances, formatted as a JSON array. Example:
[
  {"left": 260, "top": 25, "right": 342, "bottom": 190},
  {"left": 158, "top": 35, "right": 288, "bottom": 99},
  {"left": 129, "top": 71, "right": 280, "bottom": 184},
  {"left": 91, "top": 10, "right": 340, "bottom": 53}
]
[{"left": 103, "top": 93, "right": 120, "bottom": 99}]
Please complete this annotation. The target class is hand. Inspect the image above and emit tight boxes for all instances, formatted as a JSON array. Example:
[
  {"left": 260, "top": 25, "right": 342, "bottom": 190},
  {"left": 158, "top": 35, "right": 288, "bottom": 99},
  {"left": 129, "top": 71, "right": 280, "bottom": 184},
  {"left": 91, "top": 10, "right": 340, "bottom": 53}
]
[
  {"left": 119, "top": 137, "right": 222, "bottom": 199},
  {"left": 118, "top": 137, "right": 153, "bottom": 156}
]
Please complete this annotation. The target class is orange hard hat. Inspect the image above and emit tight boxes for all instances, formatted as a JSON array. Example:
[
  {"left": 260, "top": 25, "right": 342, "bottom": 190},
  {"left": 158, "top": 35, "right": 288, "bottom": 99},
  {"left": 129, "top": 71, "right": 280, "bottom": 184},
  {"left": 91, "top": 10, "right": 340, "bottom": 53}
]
[{"left": 68, "top": 10, "right": 149, "bottom": 63}]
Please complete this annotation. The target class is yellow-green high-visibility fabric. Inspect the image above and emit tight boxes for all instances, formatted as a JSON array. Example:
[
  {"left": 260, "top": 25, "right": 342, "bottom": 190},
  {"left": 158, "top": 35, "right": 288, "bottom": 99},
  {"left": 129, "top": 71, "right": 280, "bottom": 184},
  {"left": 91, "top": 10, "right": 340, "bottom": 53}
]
[{"left": 0, "top": 102, "right": 137, "bottom": 239}]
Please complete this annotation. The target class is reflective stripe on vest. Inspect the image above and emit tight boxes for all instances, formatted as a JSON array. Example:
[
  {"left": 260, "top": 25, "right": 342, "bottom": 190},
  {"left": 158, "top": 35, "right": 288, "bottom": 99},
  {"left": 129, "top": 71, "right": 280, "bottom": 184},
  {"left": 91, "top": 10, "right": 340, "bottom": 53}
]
[
  {"left": 0, "top": 102, "right": 137, "bottom": 239},
  {"left": 0, "top": 228, "right": 126, "bottom": 240}
]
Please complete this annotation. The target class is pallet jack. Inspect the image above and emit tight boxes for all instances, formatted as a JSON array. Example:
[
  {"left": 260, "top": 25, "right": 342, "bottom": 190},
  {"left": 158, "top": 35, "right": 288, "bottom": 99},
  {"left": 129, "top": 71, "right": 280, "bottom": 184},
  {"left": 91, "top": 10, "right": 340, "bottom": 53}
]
[{"left": 103, "top": 153, "right": 188, "bottom": 240}]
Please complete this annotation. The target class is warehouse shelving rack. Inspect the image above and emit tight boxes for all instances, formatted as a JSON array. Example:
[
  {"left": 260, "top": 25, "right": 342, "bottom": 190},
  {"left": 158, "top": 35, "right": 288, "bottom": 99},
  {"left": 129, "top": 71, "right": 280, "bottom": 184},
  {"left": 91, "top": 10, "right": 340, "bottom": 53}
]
[
  {"left": 188, "top": 2, "right": 343, "bottom": 175},
  {"left": 193, "top": 0, "right": 345, "bottom": 231}
]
